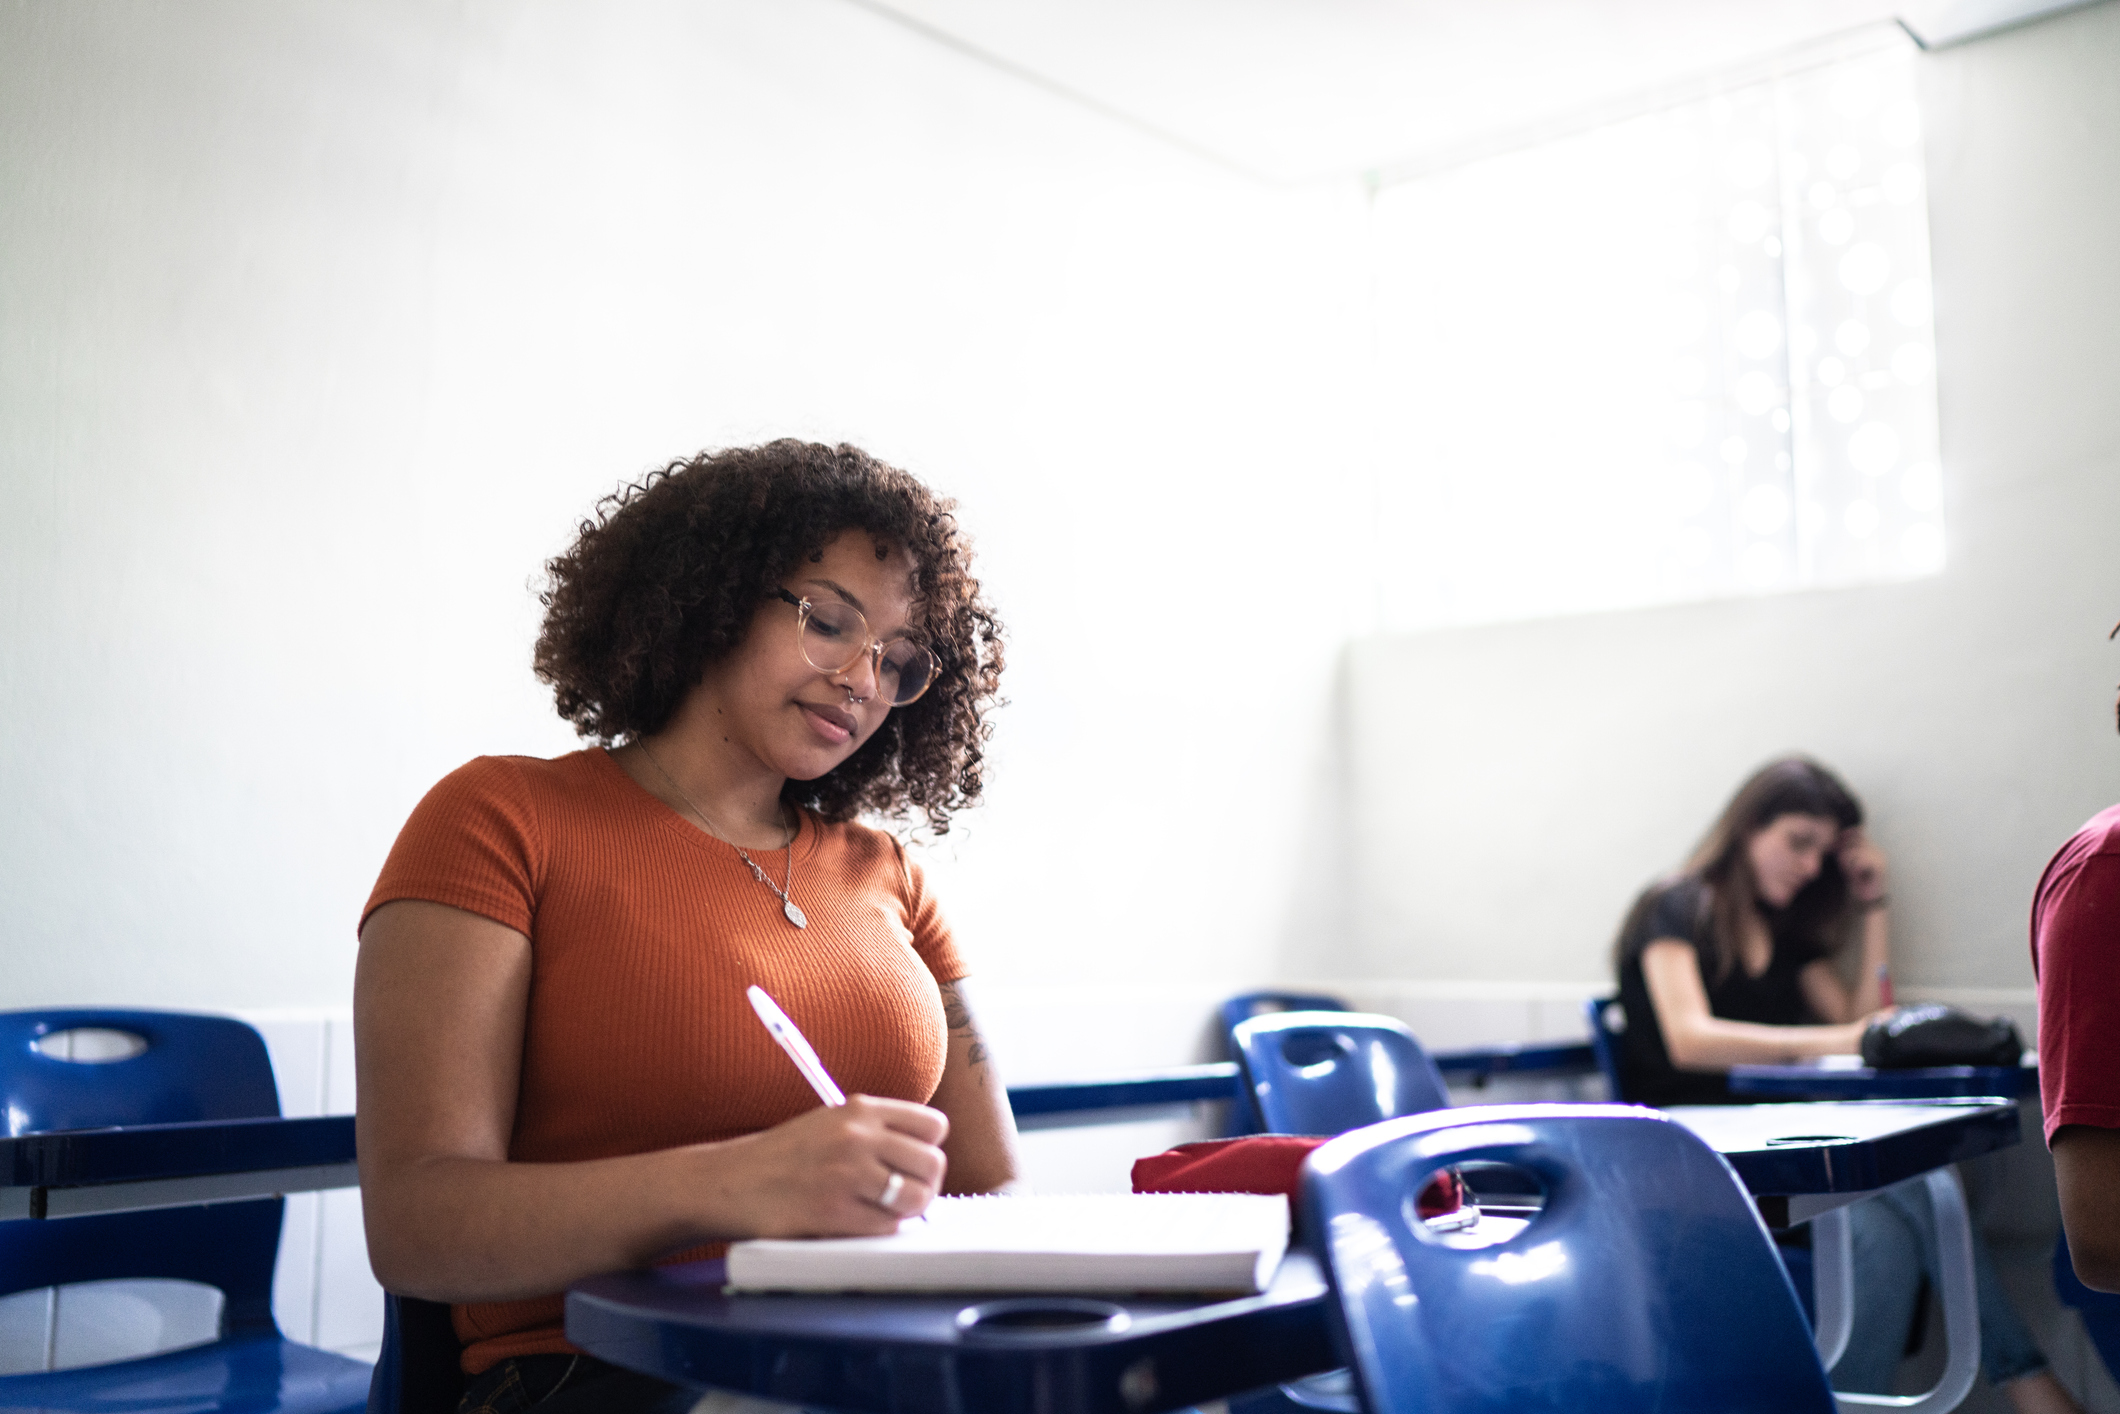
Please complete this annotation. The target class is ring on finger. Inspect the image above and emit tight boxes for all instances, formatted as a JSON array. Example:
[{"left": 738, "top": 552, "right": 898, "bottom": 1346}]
[{"left": 876, "top": 1170, "right": 907, "bottom": 1212}]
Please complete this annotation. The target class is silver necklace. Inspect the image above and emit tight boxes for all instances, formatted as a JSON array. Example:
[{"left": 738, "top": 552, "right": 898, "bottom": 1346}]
[{"left": 636, "top": 742, "right": 807, "bottom": 929}]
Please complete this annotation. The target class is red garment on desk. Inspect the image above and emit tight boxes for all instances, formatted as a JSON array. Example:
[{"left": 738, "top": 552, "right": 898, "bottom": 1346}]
[
  {"left": 1132, "top": 1136, "right": 1469, "bottom": 1221},
  {"left": 2031, "top": 802, "right": 2120, "bottom": 1142},
  {"left": 1131, "top": 1136, "right": 1327, "bottom": 1204}
]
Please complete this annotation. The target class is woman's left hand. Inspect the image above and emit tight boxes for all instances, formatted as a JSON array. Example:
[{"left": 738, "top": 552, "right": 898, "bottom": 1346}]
[{"left": 1838, "top": 827, "right": 1889, "bottom": 903}]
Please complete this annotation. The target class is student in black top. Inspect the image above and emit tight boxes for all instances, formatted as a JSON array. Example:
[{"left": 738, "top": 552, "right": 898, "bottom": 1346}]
[{"left": 1614, "top": 757, "right": 1889, "bottom": 1104}]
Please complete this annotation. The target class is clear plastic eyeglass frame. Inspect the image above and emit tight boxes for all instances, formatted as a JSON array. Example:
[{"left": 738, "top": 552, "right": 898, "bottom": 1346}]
[{"left": 773, "top": 588, "right": 937, "bottom": 707}]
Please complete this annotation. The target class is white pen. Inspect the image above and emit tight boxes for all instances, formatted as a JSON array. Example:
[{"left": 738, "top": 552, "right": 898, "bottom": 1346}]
[{"left": 746, "top": 984, "right": 848, "bottom": 1107}]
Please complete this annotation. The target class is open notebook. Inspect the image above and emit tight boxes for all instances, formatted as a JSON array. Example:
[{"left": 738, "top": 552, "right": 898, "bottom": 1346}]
[{"left": 724, "top": 1192, "right": 1291, "bottom": 1295}]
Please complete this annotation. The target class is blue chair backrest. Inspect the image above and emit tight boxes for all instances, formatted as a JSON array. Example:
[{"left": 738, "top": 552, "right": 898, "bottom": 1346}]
[
  {"left": 1234, "top": 1011, "right": 1449, "bottom": 1135},
  {"left": 1218, "top": 992, "right": 1352, "bottom": 1052},
  {"left": 2054, "top": 1239, "right": 2120, "bottom": 1381},
  {"left": 369, "top": 1293, "right": 465, "bottom": 1414},
  {"left": 1300, "top": 1104, "right": 1834, "bottom": 1414},
  {"left": 0, "top": 1009, "right": 287, "bottom": 1335},
  {"left": 1584, "top": 995, "right": 1628, "bottom": 1101},
  {"left": 1218, "top": 993, "right": 1352, "bottom": 1137}
]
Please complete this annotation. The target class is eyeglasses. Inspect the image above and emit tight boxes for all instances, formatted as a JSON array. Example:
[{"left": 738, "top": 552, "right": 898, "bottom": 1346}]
[{"left": 773, "top": 589, "right": 938, "bottom": 707}]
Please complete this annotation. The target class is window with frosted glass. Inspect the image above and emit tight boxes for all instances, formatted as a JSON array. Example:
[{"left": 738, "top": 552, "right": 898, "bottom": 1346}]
[{"left": 1371, "top": 37, "right": 1941, "bottom": 631}]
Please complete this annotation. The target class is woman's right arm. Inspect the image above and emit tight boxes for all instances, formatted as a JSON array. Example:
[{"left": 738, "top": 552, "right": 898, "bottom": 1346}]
[
  {"left": 355, "top": 899, "right": 949, "bottom": 1303},
  {"left": 1639, "top": 939, "right": 1872, "bottom": 1069}
]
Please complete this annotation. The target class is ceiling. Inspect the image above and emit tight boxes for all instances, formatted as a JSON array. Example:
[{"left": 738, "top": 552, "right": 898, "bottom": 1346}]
[{"left": 850, "top": 0, "right": 2102, "bottom": 184}]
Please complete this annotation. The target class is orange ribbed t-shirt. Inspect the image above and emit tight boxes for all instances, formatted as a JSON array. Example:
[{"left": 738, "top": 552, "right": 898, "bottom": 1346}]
[{"left": 361, "top": 748, "right": 966, "bottom": 1375}]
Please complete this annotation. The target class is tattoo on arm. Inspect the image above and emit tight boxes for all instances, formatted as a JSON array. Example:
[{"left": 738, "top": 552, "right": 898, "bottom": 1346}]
[{"left": 938, "top": 981, "right": 989, "bottom": 1072}]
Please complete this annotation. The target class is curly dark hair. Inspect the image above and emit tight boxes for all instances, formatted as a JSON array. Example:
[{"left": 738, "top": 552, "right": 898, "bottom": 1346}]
[{"left": 533, "top": 440, "right": 1003, "bottom": 834}]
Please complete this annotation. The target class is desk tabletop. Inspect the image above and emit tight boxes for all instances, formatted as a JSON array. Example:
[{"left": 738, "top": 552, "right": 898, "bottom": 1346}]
[
  {"left": 1667, "top": 1100, "right": 2019, "bottom": 1199},
  {"left": 569, "top": 1250, "right": 1339, "bottom": 1414},
  {"left": 567, "top": 1099, "right": 2019, "bottom": 1412},
  {"left": 1726, "top": 1060, "right": 2033, "bottom": 1101},
  {"left": 0, "top": 1114, "right": 355, "bottom": 1188},
  {"left": 0, "top": 1114, "right": 357, "bottom": 1221}
]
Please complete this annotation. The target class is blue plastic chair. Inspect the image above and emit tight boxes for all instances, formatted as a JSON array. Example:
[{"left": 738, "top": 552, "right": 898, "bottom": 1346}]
[
  {"left": 1218, "top": 993, "right": 1352, "bottom": 1138},
  {"left": 1581, "top": 994, "right": 1842, "bottom": 1331},
  {"left": 0, "top": 1008, "right": 372, "bottom": 1413},
  {"left": 366, "top": 1293, "right": 463, "bottom": 1414},
  {"left": 1583, "top": 995, "right": 1627, "bottom": 1101},
  {"left": 1300, "top": 1104, "right": 1837, "bottom": 1414},
  {"left": 1233, "top": 1011, "right": 1450, "bottom": 1137},
  {"left": 2054, "top": 1238, "right": 2120, "bottom": 1383},
  {"left": 1226, "top": 1011, "right": 1454, "bottom": 1414},
  {"left": 1218, "top": 992, "right": 1353, "bottom": 1046}
]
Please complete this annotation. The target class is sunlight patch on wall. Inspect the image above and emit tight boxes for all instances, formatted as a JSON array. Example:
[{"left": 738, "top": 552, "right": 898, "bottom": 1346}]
[{"left": 1371, "top": 36, "right": 1941, "bottom": 632}]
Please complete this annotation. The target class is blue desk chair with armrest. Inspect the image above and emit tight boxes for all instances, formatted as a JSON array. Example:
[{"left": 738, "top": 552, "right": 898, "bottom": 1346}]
[
  {"left": 1219, "top": 992, "right": 1352, "bottom": 1045},
  {"left": 1583, "top": 995, "right": 1627, "bottom": 1101},
  {"left": 1228, "top": 1010, "right": 1451, "bottom": 1414},
  {"left": 366, "top": 1293, "right": 463, "bottom": 1414},
  {"left": 1218, "top": 993, "right": 1351, "bottom": 1137},
  {"left": 1233, "top": 1011, "right": 1450, "bottom": 1137},
  {"left": 2054, "top": 1239, "right": 2120, "bottom": 1383},
  {"left": 1234, "top": 1008, "right": 1545, "bottom": 1266},
  {"left": 1584, "top": 993, "right": 1851, "bottom": 1331},
  {"left": 0, "top": 1008, "right": 372, "bottom": 1413},
  {"left": 1302, "top": 1104, "right": 1837, "bottom": 1414},
  {"left": 1579, "top": 995, "right": 1937, "bottom": 1392}
]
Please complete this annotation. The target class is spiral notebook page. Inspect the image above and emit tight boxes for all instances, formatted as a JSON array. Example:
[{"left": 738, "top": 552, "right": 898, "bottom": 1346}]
[{"left": 724, "top": 1192, "right": 1291, "bottom": 1295}]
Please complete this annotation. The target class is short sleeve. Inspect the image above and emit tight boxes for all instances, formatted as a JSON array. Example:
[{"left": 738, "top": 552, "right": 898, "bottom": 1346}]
[
  {"left": 895, "top": 843, "right": 967, "bottom": 985},
  {"left": 360, "top": 757, "right": 546, "bottom": 939},
  {"left": 1643, "top": 880, "right": 1709, "bottom": 948},
  {"left": 2036, "top": 854, "right": 2120, "bottom": 1139}
]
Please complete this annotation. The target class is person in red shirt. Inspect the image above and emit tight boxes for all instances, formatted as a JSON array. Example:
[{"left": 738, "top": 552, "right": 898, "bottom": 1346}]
[{"left": 2031, "top": 621, "right": 2120, "bottom": 1293}]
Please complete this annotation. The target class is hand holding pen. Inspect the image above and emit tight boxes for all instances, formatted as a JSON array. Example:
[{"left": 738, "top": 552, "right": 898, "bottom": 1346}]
[{"left": 744, "top": 985, "right": 947, "bottom": 1223}]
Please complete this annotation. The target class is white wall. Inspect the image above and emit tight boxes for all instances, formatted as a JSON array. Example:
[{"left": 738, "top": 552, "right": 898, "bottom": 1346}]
[
  {"left": 1336, "top": 2, "right": 2120, "bottom": 1003},
  {"left": 0, "top": 0, "right": 1372, "bottom": 1036},
  {"left": 5, "top": 5, "right": 2116, "bottom": 1395},
  {"left": 4, "top": 0, "right": 2112, "bottom": 1069},
  {"left": 4, "top": 0, "right": 2112, "bottom": 1074}
]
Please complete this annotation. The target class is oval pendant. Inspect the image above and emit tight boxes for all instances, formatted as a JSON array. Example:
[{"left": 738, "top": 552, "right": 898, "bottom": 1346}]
[{"left": 784, "top": 900, "right": 808, "bottom": 929}]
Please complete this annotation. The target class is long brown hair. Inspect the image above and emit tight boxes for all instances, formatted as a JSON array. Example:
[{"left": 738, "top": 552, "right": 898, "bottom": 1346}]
[{"left": 1613, "top": 757, "right": 1864, "bottom": 984}]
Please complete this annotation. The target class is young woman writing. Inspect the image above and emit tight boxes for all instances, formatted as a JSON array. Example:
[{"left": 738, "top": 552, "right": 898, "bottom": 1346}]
[{"left": 355, "top": 442, "right": 1020, "bottom": 1412}]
